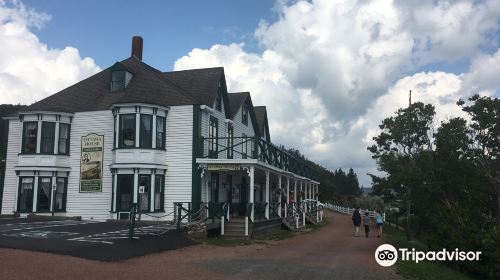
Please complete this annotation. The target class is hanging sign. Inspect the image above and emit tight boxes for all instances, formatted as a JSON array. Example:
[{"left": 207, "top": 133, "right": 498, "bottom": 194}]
[
  {"left": 207, "top": 164, "right": 241, "bottom": 171},
  {"left": 80, "top": 133, "right": 104, "bottom": 192}
]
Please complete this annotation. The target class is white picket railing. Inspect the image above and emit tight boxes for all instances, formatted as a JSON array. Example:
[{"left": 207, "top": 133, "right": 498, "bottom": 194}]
[{"left": 323, "top": 203, "right": 385, "bottom": 221}]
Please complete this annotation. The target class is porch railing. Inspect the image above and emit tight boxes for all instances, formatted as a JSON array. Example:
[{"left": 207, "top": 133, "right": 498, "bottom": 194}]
[
  {"left": 270, "top": 202, "right": 280, "bottom": 219},
  {"left": 198, "top": 136, "right": 319, "bottom": 181},
  {"left": 254, "top": 202, "right": 267, "bottom": 221}
]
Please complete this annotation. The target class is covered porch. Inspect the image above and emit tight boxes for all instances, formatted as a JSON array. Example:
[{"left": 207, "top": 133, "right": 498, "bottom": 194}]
[{"left": 197, "top": 159, "right": 321, "bottom": 238}]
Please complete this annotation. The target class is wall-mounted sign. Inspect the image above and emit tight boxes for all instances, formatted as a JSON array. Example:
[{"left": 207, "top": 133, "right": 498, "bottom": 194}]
[
  {"left": 207, "top": 164, "right": 240, "bottom": 171},
  {"left": 80, "top": 133, "right": 104, "bottom": 192},
  {"left": 139, "top": 186, "right": 145, "bottom": 194}
]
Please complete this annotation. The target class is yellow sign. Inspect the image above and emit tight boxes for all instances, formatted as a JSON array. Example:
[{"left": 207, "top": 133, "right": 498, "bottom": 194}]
[{"left": 207, "top": 164, "right": 241, "bottom": 171}]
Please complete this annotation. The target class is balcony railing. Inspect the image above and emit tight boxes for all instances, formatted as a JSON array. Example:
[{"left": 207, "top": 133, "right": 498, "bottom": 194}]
[{"left": 198, "top": 136, "right": 319, "bottom": 181}]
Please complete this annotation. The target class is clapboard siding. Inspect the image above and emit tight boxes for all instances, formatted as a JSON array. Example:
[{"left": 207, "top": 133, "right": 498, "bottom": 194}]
[
  {"left": 200, "top": 99, "right": 228, "bottom": 159},
  {"left": 66, "top": 110, "right": 114, "bottom": 220},
  {"left": 1, "top": 120, "right": 21, "bottom": 214},
  {"left": 164, "top": 105, "right": 194, "bottom": 215},
  {"left": 232, "top": 105, "right": 256, "bottom": 159}
]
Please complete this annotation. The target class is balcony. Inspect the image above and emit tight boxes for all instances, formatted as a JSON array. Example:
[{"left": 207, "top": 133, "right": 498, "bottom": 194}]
[{"left": 197, "top": 136, "right": 319, "bottom": 181}]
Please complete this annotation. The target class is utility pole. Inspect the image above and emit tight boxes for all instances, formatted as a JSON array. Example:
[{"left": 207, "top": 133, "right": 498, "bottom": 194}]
[{"left": 409, "top": 90, "right": 412, "bottom": 107}]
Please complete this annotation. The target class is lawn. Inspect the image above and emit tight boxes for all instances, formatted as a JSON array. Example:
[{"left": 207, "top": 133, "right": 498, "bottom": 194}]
[{"left": 384, "top": 225, "right": 476, "bottom": 280}]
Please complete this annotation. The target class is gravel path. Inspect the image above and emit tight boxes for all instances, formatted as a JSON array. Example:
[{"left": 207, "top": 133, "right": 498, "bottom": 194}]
[{"left": 0, "top": 211, "right": 402, "bottom": 280}]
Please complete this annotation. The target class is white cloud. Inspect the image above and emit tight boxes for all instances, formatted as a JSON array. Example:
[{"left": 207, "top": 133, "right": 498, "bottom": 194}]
[
  {"left": 0, "top": 0, "right": 100, "bottom": 105},
  {"left": 175, "top": 0, "right": 500, "bottom": 186}
]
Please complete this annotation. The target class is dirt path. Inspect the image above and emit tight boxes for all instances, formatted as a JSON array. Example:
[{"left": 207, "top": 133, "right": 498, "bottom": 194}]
[{"left": 0, "top": 211, "right": 402, "bottom": 280}]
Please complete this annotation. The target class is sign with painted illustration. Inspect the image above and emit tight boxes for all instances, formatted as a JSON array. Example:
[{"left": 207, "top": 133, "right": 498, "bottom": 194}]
[{"left": 80, "top": 133, "right": 104, "bottom": 192}]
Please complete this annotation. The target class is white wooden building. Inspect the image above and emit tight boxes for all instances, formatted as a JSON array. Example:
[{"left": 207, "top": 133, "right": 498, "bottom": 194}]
[{"left": 1, "top": 37, "right": 320, "bottom": 237}]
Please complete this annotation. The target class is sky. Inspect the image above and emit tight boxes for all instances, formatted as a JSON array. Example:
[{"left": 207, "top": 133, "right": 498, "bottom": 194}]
[{"left": 1, "top": 0, "right": 500, "bottom": 187}]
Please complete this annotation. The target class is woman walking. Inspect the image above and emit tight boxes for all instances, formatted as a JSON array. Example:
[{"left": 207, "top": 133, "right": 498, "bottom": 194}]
[
  {"left": 351, "top": 207, "right": 361, "bottom": 237},
  {"left": 375, "top": 209, "right": 384, "bottom": 238}
]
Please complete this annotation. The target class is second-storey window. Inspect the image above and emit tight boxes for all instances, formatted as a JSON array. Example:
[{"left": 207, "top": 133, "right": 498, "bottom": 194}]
[
  {"left": 209, "top": 116, "right": 218, "bottom": 158},
  {"left": 139, "top": 114, "right": 152, "bottom": 148},
  {"left": 119, "top": 114, "right": 136, "bottom": 148},
  {"left": 41, "top": 122, "right": 55, "bottom": 154},
  {"left": 227, "top": 125, "right": 233, "bottom": 159},
  {"left": 215, "top": 88, "right": 222, "bottom": 111},
  {"left": 58, "top": 123, "right": 70, "bottom": 154},
  {"left": 242, "top": 102, "right": 249, "bottom": 125},
  {"left": 22, "top": 122, "right": 37, "bottom": 153},
  {"left": 242, "top": 133, "right": 248, "bottom": 159},
  {"left": 156, "top": 116, "right": 165, "bottom": 149}
]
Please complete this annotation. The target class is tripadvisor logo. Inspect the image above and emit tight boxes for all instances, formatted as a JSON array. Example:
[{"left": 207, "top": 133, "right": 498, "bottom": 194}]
[{"left": 375, "top": 244, "right": 482, "bottom": 267}]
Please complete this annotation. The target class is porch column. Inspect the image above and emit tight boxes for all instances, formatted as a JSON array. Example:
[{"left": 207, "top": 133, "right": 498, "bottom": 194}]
[
  {"left": 112, "top": 173, "right": 118, "bottom": 212},
  {"left": 249, "top": 166, "right": 255, "bottom": 222},
  {"left": 150, "top": 171, "right": 155, "bottom": 212},
  {"left": 33, "top": 171, "right": 39, "bottom": 211},
  {"left": 294, "top": 180, "right": 297, "bottom": 203},
  {"left": 278, "top": 174, "right": 282, "bottom": 218},
  {"left": 50, "top": 172, "right": 56, "bottom": 212},
  {"left": 285, "top": 176, "right": 289, "bottom": 218},
  {"left": 265, "top": 170, "right": 269, "bottom": 219},
  {"left": 133, "top": 169, "right": 138, "bottom": 204}
]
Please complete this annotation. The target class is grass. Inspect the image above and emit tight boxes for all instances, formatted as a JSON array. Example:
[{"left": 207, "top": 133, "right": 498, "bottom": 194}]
[
  {"left": 384, "top": 225, "right": 475, "bottom": 280},
  {"left": 197, "top": 219, "right": 326, "bottom": 247}
]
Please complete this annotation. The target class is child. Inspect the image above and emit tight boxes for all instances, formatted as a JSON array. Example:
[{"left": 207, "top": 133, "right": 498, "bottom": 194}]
[
  {"left": 375, "top": 209, "right": 384, "bottom": 238},
  {"left": 363, "top": 212, "right": 370, "bottom": 238}
]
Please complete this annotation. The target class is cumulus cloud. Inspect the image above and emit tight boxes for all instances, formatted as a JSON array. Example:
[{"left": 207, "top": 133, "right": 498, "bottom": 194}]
[
  {"left": 175, "top": 0, "right": 500, "bottom": 186},
  {"left": 0, "top": 0, "right": 100, "bottom": 105}
]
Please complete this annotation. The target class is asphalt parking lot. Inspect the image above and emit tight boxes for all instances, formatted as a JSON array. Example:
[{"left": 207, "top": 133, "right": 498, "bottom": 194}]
[{"left": 0, "top": 217, "right": 196, "bottom": 261}]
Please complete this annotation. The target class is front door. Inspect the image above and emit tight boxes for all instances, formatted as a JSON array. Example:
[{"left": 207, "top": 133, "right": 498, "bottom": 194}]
[
  {"left": 117, "top": 174, "right": 134, "bottom": 212},
  {"left": 18, "top": 177, "right": 34, "bottom": 212},
  {"left": 37, "top": 177, "right": 52, "bottom": 212}
]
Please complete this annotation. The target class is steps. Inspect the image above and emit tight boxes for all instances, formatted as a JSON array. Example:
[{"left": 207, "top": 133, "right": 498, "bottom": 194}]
[
  {"left": 305, "top": 213, "right": 318, "bottom": 225},
  {"left": 224, "top": 218, "right": 250, "bottom": 239}
]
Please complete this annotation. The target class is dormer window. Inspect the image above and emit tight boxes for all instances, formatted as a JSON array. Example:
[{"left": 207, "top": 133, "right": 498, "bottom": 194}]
[
  {"left": 215, "top": 83, "right": 222, "bottom": 111},
  {"left": 110, "top": 63, "right": 133, "bottom": 92},
  {"left": 242, "top": 101, "right": 249, "bottom": 125}
]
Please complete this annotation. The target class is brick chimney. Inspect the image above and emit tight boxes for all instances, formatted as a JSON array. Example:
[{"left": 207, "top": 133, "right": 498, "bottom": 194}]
[{"left": 131, "top": 36, "right": 143, "bottom": 60}]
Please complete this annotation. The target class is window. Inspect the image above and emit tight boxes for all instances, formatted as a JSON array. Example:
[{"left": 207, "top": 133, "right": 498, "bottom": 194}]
[
  {"left": 211, "top": 173, "right": 219, "bottom": 203},
  {"left": 209, "top": 116, "right": 218, "bottom": 158},
  {"left": 40, "top": 122, "right": 55, "bottom": 154},
  {"left": 110, "top": 69, "right": 133, "bottom": 92},
  {"left": 242, "top": 134, "right": 247, "bottom": 159},
  {"left": 18, "top": 177, "right": 34, "bottom": 212},
  {"left": 154, "top": 175, "right": 164, "bottom": 211},
  {"left": 156, "top": 116, "right": 165, "bottom": 149},
  {"left": 139, "top": 114, "right": 152, "bottom": 148},
  {"left": 138, "top": 175, "right": 150, "bottom": 212},
  {"left": 22, "top": 122, "right": 37, "bottom": 153},
  {"left": 111, "top": 71, "right": 125, "bottom": 92},
  {"left": 119, "top": 114, "right": 136, "bottom": 148},
  {"left": 215, "top": 86, "right": 222, "bottom": 111},
  {"left": 117, "top": 174, "right": 134, "bottom": 211},
  {"left": 242, "top": 102, "right": 249, "bottom": 125},
  {"left": 227, "top": 125, "right": 233, "bottom": 159},
  {"left": 54, "top": 177, "right": 67, "bottom": 211},
  {"left": 58, "top": 123, "right": 70, "bottom": 154},
  {"left": 37, "top": 177, "right": 52, "bottom": 212}
]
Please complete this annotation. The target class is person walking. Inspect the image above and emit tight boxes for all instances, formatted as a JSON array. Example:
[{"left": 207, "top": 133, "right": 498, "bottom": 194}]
[
  {"left": 375, "top": 209, "right": 384, "bottom": 238},
  {"left": 351, "top": 207, "right": 361, "bottom": 237},
  {"left": 363, "top": 212, "right": 371, "bottom": 238}
]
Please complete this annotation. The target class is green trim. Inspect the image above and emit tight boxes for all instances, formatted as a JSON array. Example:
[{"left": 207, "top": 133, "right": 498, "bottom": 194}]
[
  {"left": 58, "top": 123, "right": 71, "bottom": 155},
  {"left": 36, "top": 176, "right": 52, "bottom": 212},
  {"left": 53, "top": 177, "right": 68, "bottom": 212},
  {"left": 191, "top": 105, "right": 201, "bottom": 213},
  {"left": 17, "top": 176, "right": 35, "bottom": 213},
  {"left": 118, "top": 114, "right": 136, "bottom": 148},
  {"left": 21, "top": 121, "right": 37, "bottom": 154}
]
